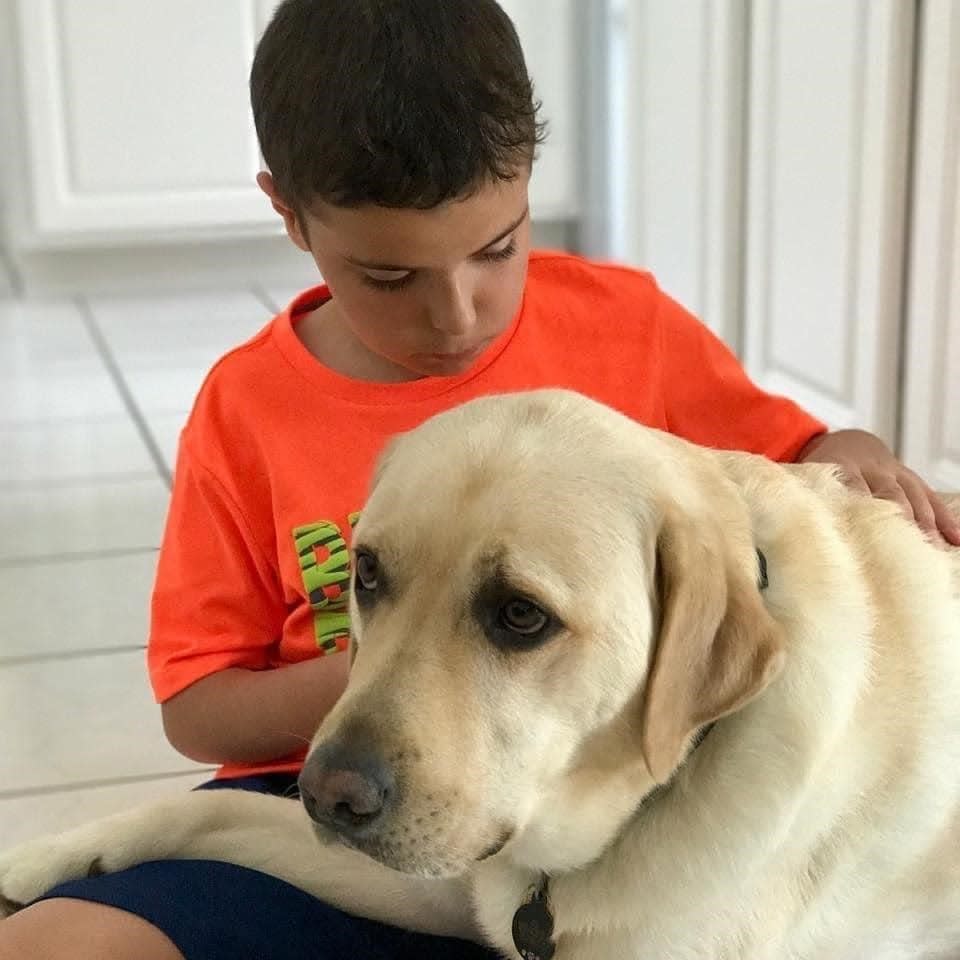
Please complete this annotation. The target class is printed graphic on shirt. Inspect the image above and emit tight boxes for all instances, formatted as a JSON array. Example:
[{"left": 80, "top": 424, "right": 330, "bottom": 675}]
[{"left": 293, "top": 513, "right": 361, "bottom": 655}]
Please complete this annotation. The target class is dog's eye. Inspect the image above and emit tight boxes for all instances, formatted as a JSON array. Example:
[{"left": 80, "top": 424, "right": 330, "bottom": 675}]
[
  {"left": 498, "top": 598, "right": 549, "bottom": 636},
  {"left": 354, "top": 552, "right": 379, "bottom": 592}
]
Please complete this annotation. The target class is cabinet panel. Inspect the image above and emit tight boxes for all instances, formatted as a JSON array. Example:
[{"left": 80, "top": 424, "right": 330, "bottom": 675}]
[
  {"left": 743, "top": 0, "right": 914, "bottom": 444},
  {"left": 619, "top": 0, "right": 747, "bottom": 347},
  {"left": 902, "top": 0, "right": 960, "bottom": 488},
  {"left": 17, "top": 0, "right": 269, "bottom": 242},
  {"left": 500, "top": 0, "right": 579, "bottom": 220}
]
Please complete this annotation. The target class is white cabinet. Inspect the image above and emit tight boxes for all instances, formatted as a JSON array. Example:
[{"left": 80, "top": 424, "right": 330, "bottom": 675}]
[
  {"left": 618, "top": 0, "right": 957, "bottom": 471},
  {"left": 14, "top": 0, "right": 275, "bottom": 244},
  {"left": 901, "top": 0, "right": 960, "bottom": 489},
  {"left": 743, "top": 0, "right": 914, "bottom": 447},
  {"left": 619, "top": 0, "right": 747, "bottom": 348},
  {"left": 9, "top": 0, "right": 580, "bottom": 248},
  {"left": 499, "top": 0, "right": 578, "bottom": 221}
]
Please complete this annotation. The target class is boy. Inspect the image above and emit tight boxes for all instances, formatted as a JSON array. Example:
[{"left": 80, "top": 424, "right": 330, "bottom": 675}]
[{"left": 1, "top": 1, "right": 955, "bottom": 958}]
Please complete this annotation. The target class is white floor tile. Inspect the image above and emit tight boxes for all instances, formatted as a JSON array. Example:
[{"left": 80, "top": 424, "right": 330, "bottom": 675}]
[
  {"left": 0, "top": 477, "right": 169, "bottom": 561},
  {"left": 143, "top": 411, "right": 189, "bottom": 473},
  {"left": 0, "top": 289, "right": 287, "bottom": 861},
  {"left": 0, "top": 417, "right": 155, "bottom": 487},
  {"left": 84, "top": 291, "right": 273, "bottom": 415},
  {"left": 1, "top": 372, "right": 127, "bottom": 426},
  {"left": 88, "top": 290, "right": 271, "bottom": 372},
  {"left": 0, "top": 771, "right": 215, "bottom": 849},
  {"left": 119, "top": 365, "right": 213, "bottom": 416},
  {"left": 0, "top": 650, "right": 203, "bottom": 793},
  {"left": 0, "top": 551, "right": 158, "bottom": 660},
  {"left": 0, "top": 300, "right": 100, "bottom": 377},
  {"left": 0, "top": 301, "right": 126, "bottom": 425}
]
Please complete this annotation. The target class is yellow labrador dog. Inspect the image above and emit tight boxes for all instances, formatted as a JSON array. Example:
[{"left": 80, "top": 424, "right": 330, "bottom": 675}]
[{"left": 2, "top": 389, "right": 959, "bottom": 959}]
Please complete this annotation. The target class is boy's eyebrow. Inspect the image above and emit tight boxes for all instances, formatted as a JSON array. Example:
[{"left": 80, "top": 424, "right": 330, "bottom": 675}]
[{"left": 345, "top": 205, "right": 529, "bottom": 272}]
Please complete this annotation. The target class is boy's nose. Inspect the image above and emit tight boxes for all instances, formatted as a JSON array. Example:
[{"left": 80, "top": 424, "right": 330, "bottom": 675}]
[{"left": 429, "top": 280, "right": 477, "bottom": 335}]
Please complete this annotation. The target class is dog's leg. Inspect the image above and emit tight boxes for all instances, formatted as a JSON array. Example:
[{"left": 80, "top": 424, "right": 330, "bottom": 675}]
[{"left": 0, "top": 790, "right": 480, "bottom": 941}]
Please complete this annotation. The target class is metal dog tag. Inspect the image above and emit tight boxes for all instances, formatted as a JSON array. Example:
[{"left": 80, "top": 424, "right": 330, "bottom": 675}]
[{"left": 512, "top": 881, "right": 556, "bottom": 960}]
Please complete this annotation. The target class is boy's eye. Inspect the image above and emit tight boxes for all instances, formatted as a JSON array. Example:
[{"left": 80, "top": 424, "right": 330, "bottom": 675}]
[
  {"left": 480, "top": 237, "right": 518, "bottom": 263},
  {"left": 359, "top": 236, "right": 518, "bottom": 293},
  {"left": 363, "top": 269, "right": 414, "bottom": 292}
]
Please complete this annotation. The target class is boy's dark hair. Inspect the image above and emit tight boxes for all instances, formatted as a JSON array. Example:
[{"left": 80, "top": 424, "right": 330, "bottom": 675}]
[{"left": 250, "top": 0, "right": 546, "bottom": 213}]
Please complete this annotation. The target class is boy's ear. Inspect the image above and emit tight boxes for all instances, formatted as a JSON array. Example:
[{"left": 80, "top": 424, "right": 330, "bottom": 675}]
[{"left": 256, "top": 171, "right": 311, "bottom": 252}]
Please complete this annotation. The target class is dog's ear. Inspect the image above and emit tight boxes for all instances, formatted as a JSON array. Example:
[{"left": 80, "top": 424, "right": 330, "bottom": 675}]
[{"left": 640, "top": 503, "right": 786, "bottom": 783}]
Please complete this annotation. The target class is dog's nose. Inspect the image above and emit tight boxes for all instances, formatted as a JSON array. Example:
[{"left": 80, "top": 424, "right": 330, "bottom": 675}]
[{"left": 298, "top": 743, "right": 394, "bottom": 836}]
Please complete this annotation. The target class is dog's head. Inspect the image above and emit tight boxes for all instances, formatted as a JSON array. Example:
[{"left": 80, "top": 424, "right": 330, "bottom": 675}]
[{"left": 299, "top": 390, "right": 785, "bottom": 876}]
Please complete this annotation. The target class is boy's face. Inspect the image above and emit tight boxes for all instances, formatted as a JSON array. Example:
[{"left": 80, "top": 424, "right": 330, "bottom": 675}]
[{"left": 258, "top": 171, "right": 531, "bottom": 381}]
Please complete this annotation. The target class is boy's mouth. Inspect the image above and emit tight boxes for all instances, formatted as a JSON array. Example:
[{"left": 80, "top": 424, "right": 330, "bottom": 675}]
[{"left": 421, "top": 341, "right": 490, "bottom": 363}]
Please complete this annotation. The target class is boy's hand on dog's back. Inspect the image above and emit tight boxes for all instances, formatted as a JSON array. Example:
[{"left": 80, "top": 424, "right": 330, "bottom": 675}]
[{"left": 798, "top": 429, "right": 960, "bottom": 546}]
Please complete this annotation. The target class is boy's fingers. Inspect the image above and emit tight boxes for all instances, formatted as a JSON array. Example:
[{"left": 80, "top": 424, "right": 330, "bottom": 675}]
[
  {"left": 929, "top": 489, "right": 960, "bottom": 546},
  {"left": 862, "top": 468, "right": 914, "bottom": 521},
  {"left": 896, "top": 472, "right": 939, "bottom": 539},
  {"left": 837, "top": 462, "right": 871, "bottom": 496},
  {"left": 827, "top": 457, "right": 958, "bottom": 546}
]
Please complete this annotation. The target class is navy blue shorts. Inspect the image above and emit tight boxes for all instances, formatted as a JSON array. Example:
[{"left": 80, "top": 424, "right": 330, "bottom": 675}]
[{"left": 37, "top": 773, "right": 500, "bottom": 960}]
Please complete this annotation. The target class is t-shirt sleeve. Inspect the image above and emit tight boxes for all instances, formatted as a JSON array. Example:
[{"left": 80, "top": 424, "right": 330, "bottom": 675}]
[
  {"left": 656, "top": 289, "right": 826, "bottom": 461},
  {"left": 148, "top": 438, "right": 287, "bottom": 703}
]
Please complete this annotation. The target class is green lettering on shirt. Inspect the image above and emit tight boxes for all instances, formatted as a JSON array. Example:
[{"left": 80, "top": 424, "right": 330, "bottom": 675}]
[{"left": 293, "top": 520, "right": 353, "bottom": 655}]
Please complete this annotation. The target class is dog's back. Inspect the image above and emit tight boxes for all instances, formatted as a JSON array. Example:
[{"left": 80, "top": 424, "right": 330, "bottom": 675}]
[
  {"left": 782, "top": 474, "right": 960, "bottom": 957},
  {"left": 695, "top": 453, "right": 960, "bottom": 958}
]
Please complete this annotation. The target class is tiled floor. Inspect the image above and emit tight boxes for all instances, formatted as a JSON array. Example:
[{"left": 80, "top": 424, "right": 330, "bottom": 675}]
[{"left": 0, "top": 286, "right": 302, "bottom": 847}]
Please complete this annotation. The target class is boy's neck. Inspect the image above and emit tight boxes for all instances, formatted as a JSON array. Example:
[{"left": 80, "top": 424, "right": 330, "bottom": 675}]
[{"left": 295, "top": 300, "right": 424, "bottom": 384}]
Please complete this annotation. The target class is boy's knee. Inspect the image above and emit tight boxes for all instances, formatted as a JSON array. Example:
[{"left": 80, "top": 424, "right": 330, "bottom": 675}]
[{"left": 0, "top": 898, "right": 184, "bottom": 960}]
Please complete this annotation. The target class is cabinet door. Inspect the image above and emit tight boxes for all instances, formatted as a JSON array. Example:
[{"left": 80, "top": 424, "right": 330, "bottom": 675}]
[
  {"left": 743, "top": 0, "right": 915, "bottom": 445},
  {"left": 16, "top": 0, "right": 274, "bottom": 244},
  {"left": 15, "top": 0, "right": 579, "bottom": 247},
  {"left": 901, "top": 0, "right": 960, "bottom": 489},
  {"left": 617, "top": 0, "right": 747, "bottom": 348},
  {"left": 499, "top": 0, "right": 579, "bottom": 221}
]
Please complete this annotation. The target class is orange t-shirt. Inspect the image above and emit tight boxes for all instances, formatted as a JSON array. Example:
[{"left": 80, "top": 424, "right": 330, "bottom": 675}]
[{"left": 149, "top": 251, "right": 825, "bottom": 778}]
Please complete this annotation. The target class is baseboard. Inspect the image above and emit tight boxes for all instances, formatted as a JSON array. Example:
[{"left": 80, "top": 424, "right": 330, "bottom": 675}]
[
  {"left": 10, "top": 235, "right": 318, "bottom": 299},
  {"left": 7, "top": 222, "right": 578, "bottom": 299}
]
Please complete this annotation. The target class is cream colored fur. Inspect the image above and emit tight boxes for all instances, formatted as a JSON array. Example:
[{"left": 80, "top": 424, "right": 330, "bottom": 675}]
[{"left": 2, "top": 389, "right": 958, "bottom": 959}]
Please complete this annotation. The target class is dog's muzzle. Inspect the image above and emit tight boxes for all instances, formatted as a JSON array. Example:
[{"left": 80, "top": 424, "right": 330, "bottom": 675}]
[{"left": 298, "top": 741, "right": 395, "bottom": 839}]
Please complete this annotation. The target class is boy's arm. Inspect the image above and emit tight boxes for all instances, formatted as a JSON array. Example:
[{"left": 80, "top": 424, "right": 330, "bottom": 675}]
[
  {"left": 150, "top": 440, "right": 348, "bottom": 766},
  {"left": 161, "top": 653, "right": 349, "bottom": 764}
]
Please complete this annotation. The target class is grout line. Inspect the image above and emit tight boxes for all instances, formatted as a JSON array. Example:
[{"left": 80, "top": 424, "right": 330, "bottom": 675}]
[
  {"left": 0, "top": 413, "right": 140, "bottom": 431},
  {"left": 0, "top": 768, "right": 218, "bottom": 802},
  {"left": 250, "top": 284, "right": 280, "bottom": 315},
  {"left": 0, "top": 470, "right": 161, "bottom": 492},
  {"left": 0, "top": 545, "right": 158, "bottom": 569},
  {"left": 0, "top": 645, "right": 147, "bottom": 669},
  {"left": 76, "top": 297, "right": 173, "bottom": 490}
]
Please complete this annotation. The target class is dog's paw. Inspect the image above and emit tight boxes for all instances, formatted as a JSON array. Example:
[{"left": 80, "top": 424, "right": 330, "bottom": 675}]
[{"left": 0, "top": 832, "right": 108, "bottom": 918}]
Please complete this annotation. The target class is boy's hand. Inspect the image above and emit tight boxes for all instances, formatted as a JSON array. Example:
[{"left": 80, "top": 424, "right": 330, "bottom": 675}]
[{"left": 798, "top": 429, "right": 960, "bottom": 546}]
